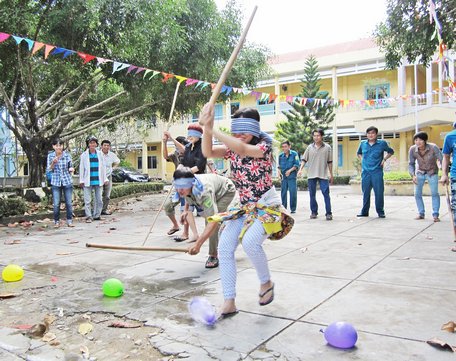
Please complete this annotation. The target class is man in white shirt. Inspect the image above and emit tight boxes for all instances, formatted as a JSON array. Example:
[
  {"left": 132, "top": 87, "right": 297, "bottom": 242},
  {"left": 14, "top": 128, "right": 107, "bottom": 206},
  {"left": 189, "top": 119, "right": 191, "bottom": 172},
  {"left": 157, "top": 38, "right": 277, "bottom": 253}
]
[{"left": 101, "top": 139, "right": 120, "bottom": 215}]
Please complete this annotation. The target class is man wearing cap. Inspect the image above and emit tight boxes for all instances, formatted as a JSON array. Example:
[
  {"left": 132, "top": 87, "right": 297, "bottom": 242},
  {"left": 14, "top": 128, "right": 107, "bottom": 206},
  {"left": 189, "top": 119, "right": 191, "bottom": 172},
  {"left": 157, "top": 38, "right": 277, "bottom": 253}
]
[
  {"left": 79, "top": 136, "right": 108, "bottom": 223},
  {"left": 441, "top": 122, "right": 456, "bottom": 241},
  {"left": 100, "top": 139, "right": 120, "bottom": 215}
]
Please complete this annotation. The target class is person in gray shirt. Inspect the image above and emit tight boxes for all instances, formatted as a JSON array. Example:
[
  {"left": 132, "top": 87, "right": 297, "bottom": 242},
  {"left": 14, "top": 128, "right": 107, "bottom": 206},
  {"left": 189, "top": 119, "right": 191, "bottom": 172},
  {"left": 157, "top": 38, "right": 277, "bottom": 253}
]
[{"left": 408, "top": 131, "right": 442, "bottom": 222}]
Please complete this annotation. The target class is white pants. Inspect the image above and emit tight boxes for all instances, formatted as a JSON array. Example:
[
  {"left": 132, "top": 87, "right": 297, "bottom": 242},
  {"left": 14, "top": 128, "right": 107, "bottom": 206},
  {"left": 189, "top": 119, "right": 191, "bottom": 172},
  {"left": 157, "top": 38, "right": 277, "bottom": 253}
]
[{"left": 218, "top": 216, "right": 270, "bottom": 300}]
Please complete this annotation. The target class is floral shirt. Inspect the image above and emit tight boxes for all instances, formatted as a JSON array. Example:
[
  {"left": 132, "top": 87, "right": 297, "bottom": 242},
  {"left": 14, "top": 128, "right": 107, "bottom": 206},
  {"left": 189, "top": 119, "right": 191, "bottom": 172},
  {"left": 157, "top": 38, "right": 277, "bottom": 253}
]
[{"left": 225, "top": 141, "right": 273, "bottom": 204}]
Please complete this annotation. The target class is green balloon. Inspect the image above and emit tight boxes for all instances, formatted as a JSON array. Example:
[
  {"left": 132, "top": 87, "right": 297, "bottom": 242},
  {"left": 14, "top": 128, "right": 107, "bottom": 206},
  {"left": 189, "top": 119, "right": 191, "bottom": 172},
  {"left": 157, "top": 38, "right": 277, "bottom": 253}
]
[{"left": 102, "top": 278, "right": 124, "bottom": 297}]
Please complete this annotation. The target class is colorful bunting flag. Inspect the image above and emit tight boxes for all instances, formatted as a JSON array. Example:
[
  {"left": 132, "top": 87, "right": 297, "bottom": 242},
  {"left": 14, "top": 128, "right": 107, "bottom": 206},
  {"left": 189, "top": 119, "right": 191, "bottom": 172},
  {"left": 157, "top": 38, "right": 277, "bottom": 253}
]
[
  {"left": 32, "top": 41, "right": 45, "bottom": 55},
  {"left": 0, "top": 32, "right": 10, "bottom": 43}
]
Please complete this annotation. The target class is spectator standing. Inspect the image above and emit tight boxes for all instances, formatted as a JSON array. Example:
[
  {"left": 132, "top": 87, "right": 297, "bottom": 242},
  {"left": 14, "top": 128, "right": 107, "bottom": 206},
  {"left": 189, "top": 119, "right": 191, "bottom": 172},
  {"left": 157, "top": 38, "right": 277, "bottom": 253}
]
[
  {"left": 278, "top": 141, "right": 300, "bottom": 214},
  {"left": 46, "top": 138, "right": 75, "bottom": 228},
  {"left": 298, "top": 129, "right": 334, "bottom": 220},
  {"left": 79, "top": 136, "right": 108, "bottom": 223},
  {"left": 100, "top": 140, "right": 120, "bottom": 215},
  {"left": 356, "top": 126, "right": 394, "bottom": 218}
]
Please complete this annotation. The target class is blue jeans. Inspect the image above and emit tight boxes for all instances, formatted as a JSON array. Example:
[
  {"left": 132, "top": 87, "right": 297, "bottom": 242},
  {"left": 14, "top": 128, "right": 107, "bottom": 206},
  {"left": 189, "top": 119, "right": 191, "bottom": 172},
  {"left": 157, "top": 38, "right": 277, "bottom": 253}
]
[
  {"left": 52, "top": 185, "right": 73, "bottom": 223},
  {"left": 414, "top": 173, "right": 440, "bottom": 217},
  {"left": 281, "top": 177, "right": 297, "bottom": 212},
  {"left": 307, "top": 178, "right": 332, "bottom": 215},
  {"left": 361, "top": 169, "right": 384, "bottom": 216}
]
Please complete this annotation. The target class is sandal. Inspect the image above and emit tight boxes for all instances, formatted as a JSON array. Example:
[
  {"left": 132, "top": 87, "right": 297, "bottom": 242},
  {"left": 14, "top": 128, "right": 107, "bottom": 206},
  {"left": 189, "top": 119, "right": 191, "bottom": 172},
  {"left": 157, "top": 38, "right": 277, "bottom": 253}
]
[
  {"left": 218, "top": 310, "right": 239, "bottom": 320},
  {"left": 205, "top": 256, "right": 219, "bottom": 269},
  {"left": 174, "top": 236, "right": 189, "bottom": 242},
  {"left": 259, "top": 283, "right": 275, "bottom": 306},
  {"left": 167, "top": 228, "right": 180, "bottom": 235}
]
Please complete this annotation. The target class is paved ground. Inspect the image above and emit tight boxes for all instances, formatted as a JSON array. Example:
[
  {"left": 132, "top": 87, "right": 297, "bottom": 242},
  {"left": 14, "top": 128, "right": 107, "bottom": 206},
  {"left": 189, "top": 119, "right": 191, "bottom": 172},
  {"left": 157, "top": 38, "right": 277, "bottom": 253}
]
[{"left": 1, "top": 186, "right": 456, "bottom": 361}]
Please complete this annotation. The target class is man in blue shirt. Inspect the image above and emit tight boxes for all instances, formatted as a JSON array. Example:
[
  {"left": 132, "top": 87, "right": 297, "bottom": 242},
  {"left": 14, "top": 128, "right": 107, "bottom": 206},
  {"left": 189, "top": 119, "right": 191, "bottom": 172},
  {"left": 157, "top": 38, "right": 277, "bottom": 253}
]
[
  {"left": 278, "top": 141, "right": 300, "bottom": 213},
  {"left": 440, "top": 122, "right": 456, "bottom": 237},
  {"left": 356, "top": 126, "right": 394, "bottom": 218}
]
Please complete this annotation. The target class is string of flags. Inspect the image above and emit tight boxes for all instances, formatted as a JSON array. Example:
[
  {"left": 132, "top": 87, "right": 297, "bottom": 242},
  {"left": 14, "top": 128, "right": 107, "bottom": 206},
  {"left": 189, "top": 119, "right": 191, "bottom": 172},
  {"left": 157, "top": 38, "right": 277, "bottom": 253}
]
[
  {"left": 429, "top": 0, "right": 455, "bottom": 99},
  {"left": 0, "top": 31, "right": 454, "bottom": 108}
]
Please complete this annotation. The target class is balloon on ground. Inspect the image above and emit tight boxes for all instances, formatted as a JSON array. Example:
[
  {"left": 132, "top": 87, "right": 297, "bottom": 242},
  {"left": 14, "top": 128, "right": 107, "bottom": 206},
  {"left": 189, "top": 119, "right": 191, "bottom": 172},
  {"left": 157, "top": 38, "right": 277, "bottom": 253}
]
[
  {"left": 188, "top": 297, "right": 217, "bottom": 326},
  {"left": 102, "top": 278, "right": 124, "bottom": 297},
  {"left": 323, "top": 321, "right": 358, "bottom": 349},
  {"left": 2, "top": 264, "right": 24, "bottom": 282}
]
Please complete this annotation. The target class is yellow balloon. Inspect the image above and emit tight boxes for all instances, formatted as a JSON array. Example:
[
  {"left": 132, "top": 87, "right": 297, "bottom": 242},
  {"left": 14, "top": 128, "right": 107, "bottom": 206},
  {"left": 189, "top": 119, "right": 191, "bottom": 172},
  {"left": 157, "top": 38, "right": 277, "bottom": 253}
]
[{"left": 2, "top": 264, "right": 24, "bottom": 282}]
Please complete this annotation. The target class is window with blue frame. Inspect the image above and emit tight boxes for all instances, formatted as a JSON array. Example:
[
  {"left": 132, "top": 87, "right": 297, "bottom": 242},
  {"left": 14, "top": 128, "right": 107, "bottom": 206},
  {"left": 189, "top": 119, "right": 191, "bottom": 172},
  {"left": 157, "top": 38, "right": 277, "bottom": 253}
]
[
  {"left": 230, "top": 102, "right": 240, "bottom": 117},
  {"left": 256, "top": 99, "right": 275, "bottom": 116},
  {"left": 338, "top": 144, "right": 343, "bottom": 167},
  {"left": 214, "top": 104, "right": 224, "bottom": 120},
  {"left": 364, "top": 83, "right": 390, "bottom": 109}
]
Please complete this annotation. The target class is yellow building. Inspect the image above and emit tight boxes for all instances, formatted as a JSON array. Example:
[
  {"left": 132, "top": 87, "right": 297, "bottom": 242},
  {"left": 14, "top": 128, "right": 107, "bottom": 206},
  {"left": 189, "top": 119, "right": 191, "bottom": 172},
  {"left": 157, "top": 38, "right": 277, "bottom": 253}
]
[{"left": 121, "top": 38, "right": 456, "bottom": 179}]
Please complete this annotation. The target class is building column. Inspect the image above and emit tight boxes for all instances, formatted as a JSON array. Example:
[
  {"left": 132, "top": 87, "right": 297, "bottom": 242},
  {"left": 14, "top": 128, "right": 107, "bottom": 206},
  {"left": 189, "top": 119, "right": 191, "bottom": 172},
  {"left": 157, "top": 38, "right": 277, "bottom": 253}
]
[
  {"left": 331, "top": 66, "right": 338, "bottom": 175},
  {"left": 438, "top": 61, "right": 443, "bottom": 104},
  {"left": 449, "top": 57, "right": 455, "bottom": 105},
  {"left": 399, "top": 132, "right": 407, "bottom": 172},
  {"left": 426, "top": 64, "right": 433, "bottom": 106},
  {"left": 397, "top": 64, "right": 406, "bottom": 116},
  {"left": 274, "top": 75, "right": 280, "bottom": 120},
  {"left": 141, "top": 140, "right": 148, "bottom": 175}
]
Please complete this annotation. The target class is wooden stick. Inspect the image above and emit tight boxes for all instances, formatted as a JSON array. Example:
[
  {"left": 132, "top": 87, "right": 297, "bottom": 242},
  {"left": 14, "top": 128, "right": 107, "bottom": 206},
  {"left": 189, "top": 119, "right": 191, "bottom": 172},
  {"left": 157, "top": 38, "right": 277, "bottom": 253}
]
[
  {"left": 445, "top": 184, "right": 456, "bottom": 241},
  {"left": 142, "top": 185, "right": 174, "bottom": 246},
  {"left": 86, "top": 243, "right": 188, "bottom": 253},
  {"left": 166, "top": 81, "right": 182, "bottom": 130},
  {"left": 208, "top": 6, "right": 258, "bottom": 107}
]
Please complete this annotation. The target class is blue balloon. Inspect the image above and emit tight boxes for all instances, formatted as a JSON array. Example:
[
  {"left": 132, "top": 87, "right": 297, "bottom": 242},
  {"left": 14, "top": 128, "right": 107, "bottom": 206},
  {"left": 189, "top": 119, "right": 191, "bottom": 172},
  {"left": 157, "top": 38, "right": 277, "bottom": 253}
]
[
  {"left": 323, "top": 322, "right": 358, "bottom": 349},
  {"left": 188, "top": 297, "right": 217, "bottom": 326}
]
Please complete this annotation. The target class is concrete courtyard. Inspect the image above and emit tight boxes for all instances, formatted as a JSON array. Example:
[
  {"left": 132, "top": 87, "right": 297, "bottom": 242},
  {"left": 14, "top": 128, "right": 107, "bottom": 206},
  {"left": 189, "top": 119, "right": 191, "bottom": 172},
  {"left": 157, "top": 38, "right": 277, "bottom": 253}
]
[{"left": 1, "top": 186, "right": 456, "bottom": 360}]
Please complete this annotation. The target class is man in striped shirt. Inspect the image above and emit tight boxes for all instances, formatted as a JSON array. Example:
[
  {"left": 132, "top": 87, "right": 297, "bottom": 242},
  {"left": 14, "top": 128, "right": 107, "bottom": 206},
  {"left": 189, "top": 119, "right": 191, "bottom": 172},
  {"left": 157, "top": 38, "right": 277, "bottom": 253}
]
[{"left": 79, "top": 136, "right": 108, "bottom": 223}]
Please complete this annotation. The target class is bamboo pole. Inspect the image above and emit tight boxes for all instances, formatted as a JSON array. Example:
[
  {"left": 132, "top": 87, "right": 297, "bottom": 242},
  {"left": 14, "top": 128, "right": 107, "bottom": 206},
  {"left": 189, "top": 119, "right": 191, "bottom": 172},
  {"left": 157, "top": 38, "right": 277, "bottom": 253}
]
[
  {"left": 207, "top": 6, "right": 258, "bottom": 107},
  {"left": 86, "top": 243, "right": 188, "bottom": 253}
]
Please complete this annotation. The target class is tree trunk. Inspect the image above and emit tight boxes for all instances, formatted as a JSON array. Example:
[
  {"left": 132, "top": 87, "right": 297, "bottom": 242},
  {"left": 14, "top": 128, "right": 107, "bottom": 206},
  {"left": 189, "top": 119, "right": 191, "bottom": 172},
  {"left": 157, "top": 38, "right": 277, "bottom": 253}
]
[{"left": 22, "top": 139, "right": 50, "bottom": 187}]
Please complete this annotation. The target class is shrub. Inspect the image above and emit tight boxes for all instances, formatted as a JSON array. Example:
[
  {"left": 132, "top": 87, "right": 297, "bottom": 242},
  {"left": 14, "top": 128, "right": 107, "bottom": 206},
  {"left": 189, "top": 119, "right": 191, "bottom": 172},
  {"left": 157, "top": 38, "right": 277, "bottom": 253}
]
[
  {"left": 383, "top": 172, "right": 412, "bottom": 181},
  {"left": 273, "top": 176, "right": 349, "bottom": 190},
  {"left": 0, "top": 197, "right": 27, "bottom": 218},
  {"left": 110, "top": 182, "right": 164, "bottom": 199}
]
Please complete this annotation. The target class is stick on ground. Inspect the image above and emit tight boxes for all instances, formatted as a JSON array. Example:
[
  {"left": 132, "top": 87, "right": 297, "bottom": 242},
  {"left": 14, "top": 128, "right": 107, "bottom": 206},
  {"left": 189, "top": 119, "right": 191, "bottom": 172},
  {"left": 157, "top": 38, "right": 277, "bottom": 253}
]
[{"left": 86, "top": 243, "right": 187, "bottom": 253}]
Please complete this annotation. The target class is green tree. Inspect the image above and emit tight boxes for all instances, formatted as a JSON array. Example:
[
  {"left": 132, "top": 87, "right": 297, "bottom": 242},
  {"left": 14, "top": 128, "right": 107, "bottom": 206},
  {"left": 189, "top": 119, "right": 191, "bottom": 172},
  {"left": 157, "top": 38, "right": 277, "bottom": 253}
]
[
  {"left": 0, "top": 0, "right": 270, "bottom": 186},
  {"left": 374, "top": 0, "right": 455, "bottom": 69},
  {"left": 275, "top": 55, "right": 335, "bottom": 155}
]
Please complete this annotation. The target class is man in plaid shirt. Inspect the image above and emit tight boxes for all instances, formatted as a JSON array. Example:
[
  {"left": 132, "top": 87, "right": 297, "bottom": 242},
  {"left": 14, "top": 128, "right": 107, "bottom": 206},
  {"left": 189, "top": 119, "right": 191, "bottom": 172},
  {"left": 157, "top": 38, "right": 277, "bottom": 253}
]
[{"left": 46, "top": 138, "right": 75, "bottom": 228}]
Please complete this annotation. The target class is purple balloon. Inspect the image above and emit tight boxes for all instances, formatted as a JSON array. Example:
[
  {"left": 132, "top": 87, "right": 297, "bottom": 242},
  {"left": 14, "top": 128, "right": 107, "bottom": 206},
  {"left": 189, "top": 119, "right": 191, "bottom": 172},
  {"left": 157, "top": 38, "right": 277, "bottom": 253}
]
[
  {"left": 188, "top": 297, "right": 217, "bottom": 326},
  {"left": 323, "top": 322, "right": 358, "bottom": 349}
]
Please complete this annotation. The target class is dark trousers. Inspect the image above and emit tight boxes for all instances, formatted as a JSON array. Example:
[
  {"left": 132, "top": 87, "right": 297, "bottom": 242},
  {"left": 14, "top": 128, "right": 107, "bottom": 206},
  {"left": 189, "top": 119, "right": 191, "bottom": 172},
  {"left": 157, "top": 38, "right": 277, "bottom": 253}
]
[
  {"left": 281, "top": 177, "right": 297, "bottom": 212},
  {"left": 307, "top": 178, "right": 332, "bottom": 216},
  {"left": 361, "top": 169, "right": 385, "bottom": 216}
]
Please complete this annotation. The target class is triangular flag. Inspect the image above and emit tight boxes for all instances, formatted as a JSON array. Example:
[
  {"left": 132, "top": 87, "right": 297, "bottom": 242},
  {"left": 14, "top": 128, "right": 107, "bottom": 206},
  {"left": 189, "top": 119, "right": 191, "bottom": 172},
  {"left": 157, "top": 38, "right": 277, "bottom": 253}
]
[
  {"left": 52, "top": 47, "right": 66, "bottom": 56},
  {"left": 43, "top": 45, "right": 55, "bottom": 59},
  {"left": 0, "top": 32, "right": 10, "bottom": 43},
  {"left": 242, "top": 89, "right": 251, "bottom": 96},
  {"left": 194, "top": 81, "right": 204, "bottom": 89},
  {"left": 77, "top": 52, "right": 96, "bottom": 64},
  {"left": 96, "top": 57, "right": 112, "bottom": 65},
  {"left": 44, "top": 45, "right": 55, "bottom": 59},
  {"left": 210, "top": 83, "right": 216, "bottom": 90},
  {"left": 161, "top": 72, "right": 174, "bottom": 83},
  {"left": 200, "top": 82, "right": 210, "bottom": 90},
  {"left": 175, "top": 75, "right": 187, "bottom": 83},
  {"left": 32, "top": 41, "right": 45, "bottom": 55},
  {"left": 185, "top": 78, "right": 199, "bottom": 87},
  {"left": 126, "top": 65, "right": 138, "bottom": 74},
  {"left": 224, "top": 86, "right": 233, "bottom": 96},
  {"left": 112, "top": 62, "right": 130, "bottom": 74},
  {"left": 135, "top": 67, "right": 146, "bottom": 75},
  {"left": 62, "top": 50, "right": 75, "bottom": 58},
  {"left": 144, "top": 69, "right": 153, "bottom": 78},
  {"left": 12, "top": 35, "right": 24, "bottom": 45},
  {"left": 24, "top": 38, "right": 34, "bottom": 51},
  {"left": 221, "top": 85, "right": 228, "bottom": 93}
]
